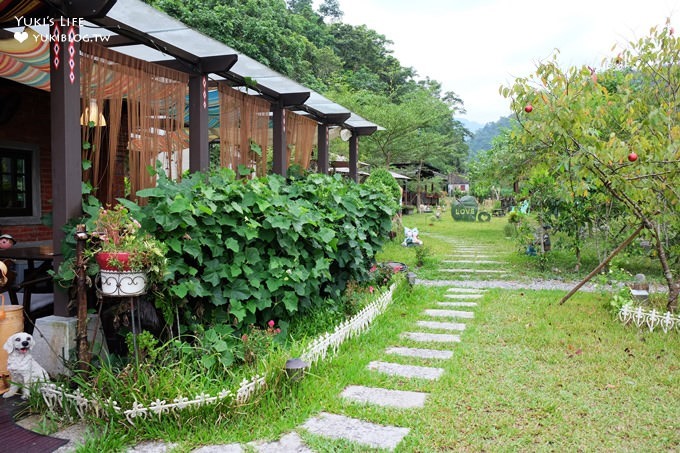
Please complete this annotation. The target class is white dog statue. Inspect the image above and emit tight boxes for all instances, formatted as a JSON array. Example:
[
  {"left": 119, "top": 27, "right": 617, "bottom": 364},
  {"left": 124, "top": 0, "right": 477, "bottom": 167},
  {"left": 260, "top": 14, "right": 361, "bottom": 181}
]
[{"left": 3, "top": 332, "right": 50, "bottom": 399}]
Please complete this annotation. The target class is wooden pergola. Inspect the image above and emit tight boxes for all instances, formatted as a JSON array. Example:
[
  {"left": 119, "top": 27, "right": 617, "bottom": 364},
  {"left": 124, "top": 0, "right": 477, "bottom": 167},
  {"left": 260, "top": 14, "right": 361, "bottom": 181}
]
[{"left": 0, "top": 0, "right": 379, "bottom": 315}]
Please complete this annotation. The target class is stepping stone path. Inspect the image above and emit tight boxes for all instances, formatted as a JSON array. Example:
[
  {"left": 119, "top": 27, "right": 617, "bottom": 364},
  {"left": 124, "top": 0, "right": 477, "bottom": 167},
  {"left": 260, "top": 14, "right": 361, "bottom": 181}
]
[
  {"left": 302, "top": 412, "right": 410, "bottom": 451},
  {"left": 416, "top": 320, "right": 466, "bottom": 330},
  {"left": 424, "top": 309, "right": 475, "bottom": 319},
  {"left": 288, "top": 285, "right": 481, "bottom": 450},
  {"left": 441, "top": 268, "right": 508, "bottom": 274},
  {"left": 250, "top": 433, "right": 312, "bottom": 452},
  {"left": 447, "top": 287, "right": 486, "bottom": 293},
  {"left": 367, "top": 361, "right": 445, "bottom": 380},
  {"left": 121, "top": 282, "right": 483, "bottom": 451},
  {"left": 438, "top": 301, "right": 478, "bottom": 307},
  {"left": 445, "top": 293, "right": 483, "bottom": 299},
  {"left": 443, "top": 259, "right": 504, "bottom": 264},
  {"left": 341, "top": 385, "right": 428, "bottom": 408},
  {"left": 401, "top": 332, "right": 461, "bottom": 343},
  {"left": 385, "top": 347, "right": 453, "bottom": 360}
]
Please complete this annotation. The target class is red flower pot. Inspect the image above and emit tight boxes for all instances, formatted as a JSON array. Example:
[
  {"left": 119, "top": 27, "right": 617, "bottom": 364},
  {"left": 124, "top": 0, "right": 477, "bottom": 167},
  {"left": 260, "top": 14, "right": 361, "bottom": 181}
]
[{"left": 95, "top": 251, "right": 133, "bottom": 271}]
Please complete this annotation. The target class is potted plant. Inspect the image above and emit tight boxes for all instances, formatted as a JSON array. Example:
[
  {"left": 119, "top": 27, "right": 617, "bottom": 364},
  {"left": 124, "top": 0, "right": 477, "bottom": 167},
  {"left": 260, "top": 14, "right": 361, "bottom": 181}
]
[{"left": 91, "top": 204, "right": 167, "bottom": 296}]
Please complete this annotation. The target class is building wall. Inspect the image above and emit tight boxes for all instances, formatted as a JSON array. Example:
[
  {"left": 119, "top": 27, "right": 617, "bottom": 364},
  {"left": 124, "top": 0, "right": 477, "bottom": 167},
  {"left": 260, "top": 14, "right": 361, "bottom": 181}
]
[{"left": 0, "top": 78, "right": 52, "bottom": 243}]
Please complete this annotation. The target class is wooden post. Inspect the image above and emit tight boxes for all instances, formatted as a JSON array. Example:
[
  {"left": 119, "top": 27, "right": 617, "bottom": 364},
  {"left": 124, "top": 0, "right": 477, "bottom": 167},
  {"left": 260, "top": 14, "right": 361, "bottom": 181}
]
[
  {"left": 75, "top": 224, "right": 91, "bottom": 370},
  {"left": 559, "top": 224, "right": 645, "bottom": 305}
]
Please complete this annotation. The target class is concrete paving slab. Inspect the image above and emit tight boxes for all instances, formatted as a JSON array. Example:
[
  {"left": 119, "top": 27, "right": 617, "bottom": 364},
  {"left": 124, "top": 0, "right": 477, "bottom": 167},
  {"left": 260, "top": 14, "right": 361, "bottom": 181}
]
[
  {"left": 438, "top": 302, "right": 477, "bottom": 307},
  {"left": 402, "top": 332, "right": 461, "bottom": 343},
  {"left": 367, "top": 361, "right": 444, "bottom": 380},
  {"left": 385, "top": 347, "right": 453, "bottom": 360},
  {"left": 341, "top": 385, "right": 428, "bottom": 408},
  {"left": 194, "top": 444, "right": 244, "bottom": 453},
  {"left": 301, "top": 412, "right": 409, "bottom": 451},
  {"left": 445, "top": 253, "right": 493, "bottom": 257},
  {"left": 444, "top": 293, "right": 483, "bottom": 299},
  {"left": 446, "top": 287, "right": 487, "bottom": 293},
  {"left": 442, "top": 260, "right": 504, "bottom": 264},
  {"left": 441, "top": 269, "right": 507, "bottom": 274},
  {"left": 250, "top": 432, "right": 312, "bottom": 453},
  {"left": 416, "top": 320, "right": 466, "bottom": 330},
  {"left": 424, "top": 309, "right": 475, "bottom": 319}
]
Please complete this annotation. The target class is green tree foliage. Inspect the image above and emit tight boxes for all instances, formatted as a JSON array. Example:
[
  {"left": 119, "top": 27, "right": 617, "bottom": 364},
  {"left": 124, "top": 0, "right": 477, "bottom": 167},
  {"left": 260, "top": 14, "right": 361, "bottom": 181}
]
[
  {"left": 146, "top": 0, "right": 467, "bottom": 172},
  {"left": 328, "top": 84, "right": 469, "bottom": 172},
  {"left": 364, "top": 167, "right": 402, "bottom": 212},
  {"left": 318, "top": 0, "right": 343, "bottom": 22},
  {"left": 501, "top": 20, "right": 680, "bottom": 309}
]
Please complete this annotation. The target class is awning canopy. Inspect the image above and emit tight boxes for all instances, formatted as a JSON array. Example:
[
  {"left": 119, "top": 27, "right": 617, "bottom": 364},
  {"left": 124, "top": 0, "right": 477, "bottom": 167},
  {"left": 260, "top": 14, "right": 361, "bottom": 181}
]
[{"left": 0, "top": 0, "right": 380, "bottom": 132}]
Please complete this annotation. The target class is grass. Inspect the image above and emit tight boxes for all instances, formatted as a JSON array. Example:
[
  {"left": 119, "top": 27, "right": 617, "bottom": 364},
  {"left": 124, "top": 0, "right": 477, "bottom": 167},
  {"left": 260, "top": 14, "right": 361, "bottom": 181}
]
[
  {"left": 26, "top": 208, "right": 680, "bottom": 451},
  {"left": 392, "top": 211, "right": 666, "bottom": 284},
  {"left": 150, "top": 284, "right": 677, "bottom": 452}
]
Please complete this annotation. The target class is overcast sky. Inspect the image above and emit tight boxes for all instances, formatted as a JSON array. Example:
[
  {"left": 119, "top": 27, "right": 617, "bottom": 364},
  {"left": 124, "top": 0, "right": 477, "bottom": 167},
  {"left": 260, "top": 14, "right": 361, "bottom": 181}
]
[{"left": 335, "top": 0, "right": 680, "bottom": 126}]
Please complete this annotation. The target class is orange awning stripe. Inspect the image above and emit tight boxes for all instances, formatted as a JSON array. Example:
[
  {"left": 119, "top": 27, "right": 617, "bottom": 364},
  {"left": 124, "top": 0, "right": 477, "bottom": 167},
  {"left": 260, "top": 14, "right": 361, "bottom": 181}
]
[
  {"left": 0, "top": 26, "right": 50, "bottom": 89},
  {"left": 0, "top": 27, "right": 49, "bottom": 70}
]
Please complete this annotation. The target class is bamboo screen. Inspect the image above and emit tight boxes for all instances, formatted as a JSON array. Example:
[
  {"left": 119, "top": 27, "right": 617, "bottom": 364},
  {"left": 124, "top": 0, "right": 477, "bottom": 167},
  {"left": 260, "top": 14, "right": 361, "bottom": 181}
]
[
  {"left": 285, "top": 111, "right": 317, "bottom": 170},
  {"left": 217, "top": 84, "right": 270, "bottom": 176},
  {"left": 79, "top": 42, "right": 188, "bottom": 203}
]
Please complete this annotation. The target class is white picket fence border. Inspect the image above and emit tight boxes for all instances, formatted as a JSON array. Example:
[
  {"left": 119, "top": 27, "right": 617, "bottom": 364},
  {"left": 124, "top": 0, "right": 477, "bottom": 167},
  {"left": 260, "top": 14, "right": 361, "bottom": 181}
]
[
  {"left": 300, "top": 282, "right": 396, "bottom": 365},
  {"left": 617, "top": 304, "right": 680, "bottom": 333},
  {"left": 39, "top": 282, "right": 396, "bottom": 423}
]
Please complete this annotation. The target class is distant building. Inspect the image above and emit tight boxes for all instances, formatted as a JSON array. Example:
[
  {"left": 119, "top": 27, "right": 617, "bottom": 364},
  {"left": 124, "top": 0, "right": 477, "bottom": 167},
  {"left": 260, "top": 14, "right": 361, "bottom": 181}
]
[{"left": 447, "top": 173, "right": 469, "bottom": 194}]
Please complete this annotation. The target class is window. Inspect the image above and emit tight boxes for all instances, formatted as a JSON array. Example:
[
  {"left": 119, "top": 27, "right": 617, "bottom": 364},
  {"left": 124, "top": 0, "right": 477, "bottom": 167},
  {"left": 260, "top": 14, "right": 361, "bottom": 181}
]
[{"left": 0, "top": 143, "right": 41, "bottom": 222}]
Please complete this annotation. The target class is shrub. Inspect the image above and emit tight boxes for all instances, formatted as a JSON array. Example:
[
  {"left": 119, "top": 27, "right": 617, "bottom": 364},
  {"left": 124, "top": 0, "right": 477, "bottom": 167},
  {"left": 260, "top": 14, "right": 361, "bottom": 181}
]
[
  {"left": 364, "top": 168, "right": 401, "bottom": 212},
  {"left": 134, "top": 169, "right": 396, "bottom": 335}
]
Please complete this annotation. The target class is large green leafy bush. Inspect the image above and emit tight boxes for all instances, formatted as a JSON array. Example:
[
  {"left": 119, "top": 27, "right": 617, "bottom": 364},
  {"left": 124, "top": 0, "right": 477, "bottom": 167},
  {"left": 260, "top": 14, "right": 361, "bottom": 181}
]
[
  {"left": 134, "top": 169, "right": 395, "bottom": 331},
  {"left": 364, "top": 168, "right": 401, "bottom": 212}
]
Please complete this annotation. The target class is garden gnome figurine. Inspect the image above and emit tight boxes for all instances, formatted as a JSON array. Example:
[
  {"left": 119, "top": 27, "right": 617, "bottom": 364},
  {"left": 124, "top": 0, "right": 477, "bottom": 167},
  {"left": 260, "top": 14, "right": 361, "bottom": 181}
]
[{"left": 0, "top": 234, "right": 15, "bottom": 250}]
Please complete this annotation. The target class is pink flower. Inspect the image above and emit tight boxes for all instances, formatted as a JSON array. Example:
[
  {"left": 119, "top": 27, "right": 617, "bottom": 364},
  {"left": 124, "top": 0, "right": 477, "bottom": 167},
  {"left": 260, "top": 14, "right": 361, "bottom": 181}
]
[
  {"left": 275, "top": 328, "right": 281, "bottom": 333},
  {"left": 369, "top": 286, "right": 374, "bottom": 294},
  {"left": 268, "top": 320, "right": 275, "bottom": 328},
  {"left": 241, "top": 334, "right": 248, "bottom": 341},
  {"left": 370, "top": 265, "right": 377, "bottom": 272}
]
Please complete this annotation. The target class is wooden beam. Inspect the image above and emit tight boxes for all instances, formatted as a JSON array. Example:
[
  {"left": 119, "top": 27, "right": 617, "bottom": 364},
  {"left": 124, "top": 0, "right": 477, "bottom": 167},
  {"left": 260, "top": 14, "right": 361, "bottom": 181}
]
[
  {"left": 317, "top": 123, "right": 329, "bottom": 174},
  {"left": 349, "top": 134, "right": 358, "bottom": 183},
  {"left": 271, "top": 103, "right": 287, "bottom": 176},
  {"left": 49, "top": 22, "right": 83, "bottom": 316},
  {"left": 189, "top": 75, "right": 209, "bottom": 172}
]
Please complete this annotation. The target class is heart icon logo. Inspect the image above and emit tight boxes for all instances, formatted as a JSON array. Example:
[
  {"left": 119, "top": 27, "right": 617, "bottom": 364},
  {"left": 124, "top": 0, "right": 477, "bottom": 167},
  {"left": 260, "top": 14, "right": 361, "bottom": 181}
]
[{"left": 14, "top": 31, "right": 28, "bottom": 43}]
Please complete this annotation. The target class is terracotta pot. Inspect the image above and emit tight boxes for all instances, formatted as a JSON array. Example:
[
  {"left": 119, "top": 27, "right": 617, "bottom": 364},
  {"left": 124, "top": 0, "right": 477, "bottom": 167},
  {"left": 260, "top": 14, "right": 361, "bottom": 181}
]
[{"left": 95, "top": 251, "right": 132, "bottom": 271}]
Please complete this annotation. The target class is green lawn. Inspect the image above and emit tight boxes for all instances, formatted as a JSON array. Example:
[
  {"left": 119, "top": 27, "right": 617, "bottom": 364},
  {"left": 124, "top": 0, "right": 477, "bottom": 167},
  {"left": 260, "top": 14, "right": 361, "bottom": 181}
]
[{"left": 44, "top": 210, "right": 680, "bottom": 451}]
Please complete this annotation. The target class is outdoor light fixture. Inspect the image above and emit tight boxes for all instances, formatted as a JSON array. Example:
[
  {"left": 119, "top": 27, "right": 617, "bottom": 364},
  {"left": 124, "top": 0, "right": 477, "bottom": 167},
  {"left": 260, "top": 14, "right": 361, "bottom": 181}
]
[
  {"left": 81, "top": 99, "right": 107, "bottom": 127},
  {"left": 284, "top": 357, "right": 309, "bottom": 381},
  {"left": 339, "top": 128, "right": 352, "bottom": 142},
  {"left": 407, "top": 271, "right": 417, "bottom": 286}
]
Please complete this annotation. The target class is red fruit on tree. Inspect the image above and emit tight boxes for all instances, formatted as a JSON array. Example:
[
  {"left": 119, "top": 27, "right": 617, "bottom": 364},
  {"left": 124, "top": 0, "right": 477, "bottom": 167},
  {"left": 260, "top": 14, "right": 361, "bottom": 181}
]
[
  {"left": 524, "top": 104, "right": 533, "bottom": 113},
  {"left": 628, "top": 152, "right": 638, "bottom": 162}
]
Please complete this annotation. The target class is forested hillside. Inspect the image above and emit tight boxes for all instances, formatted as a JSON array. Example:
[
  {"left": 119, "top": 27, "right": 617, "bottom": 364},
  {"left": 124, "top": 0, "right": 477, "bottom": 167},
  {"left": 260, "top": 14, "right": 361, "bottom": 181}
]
[
  {"left": 145, "top": 0, "right": 470, "bottom": 173},
  {"left": 467, "top": 116, "right": 515, "bottom": 160}
]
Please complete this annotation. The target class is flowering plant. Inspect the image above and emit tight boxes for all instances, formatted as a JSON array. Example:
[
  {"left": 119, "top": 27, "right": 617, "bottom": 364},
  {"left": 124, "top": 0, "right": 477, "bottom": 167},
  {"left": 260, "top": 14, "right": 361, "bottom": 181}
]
[{"left": 90, "top": 204, "right": 167, "bottom": 278}]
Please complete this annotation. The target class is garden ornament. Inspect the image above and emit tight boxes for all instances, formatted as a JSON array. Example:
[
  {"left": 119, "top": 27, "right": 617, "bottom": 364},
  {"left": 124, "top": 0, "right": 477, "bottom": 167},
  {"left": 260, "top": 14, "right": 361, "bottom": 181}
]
[
  {"left": 402, "top": 227, "right": 423, "bottom": 247},
  {"left": 3, "top": 332, "right": 50, "bottom": 399},
  {"left": 0, "top": 234, "right": 16, "bottom": 249}
]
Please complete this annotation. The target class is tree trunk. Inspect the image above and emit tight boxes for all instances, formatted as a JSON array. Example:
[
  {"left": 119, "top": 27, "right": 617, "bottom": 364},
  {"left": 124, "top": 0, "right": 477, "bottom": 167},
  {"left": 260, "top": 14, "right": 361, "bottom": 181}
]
[{"left": 75, "top": 224, "right": 91, "bottom": 370}]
